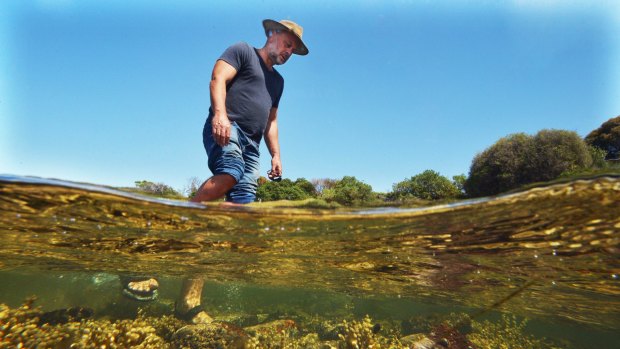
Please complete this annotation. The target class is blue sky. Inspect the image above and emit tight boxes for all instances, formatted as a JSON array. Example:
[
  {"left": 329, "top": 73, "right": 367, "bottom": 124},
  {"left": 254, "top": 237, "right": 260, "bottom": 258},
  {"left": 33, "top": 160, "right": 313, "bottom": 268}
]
[{"left": 2, "top": 0, "right": 619, "bottom": 193}]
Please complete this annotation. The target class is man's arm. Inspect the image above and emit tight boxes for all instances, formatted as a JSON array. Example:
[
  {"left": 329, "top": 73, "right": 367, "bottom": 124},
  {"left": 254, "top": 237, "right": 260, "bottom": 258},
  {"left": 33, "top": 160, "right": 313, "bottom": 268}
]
[
  {"left": 210, "top": 60, "right": 237, "bottom": 146},
  {"left": 264, "top": 107, "right": 282, "bottom": 178}
]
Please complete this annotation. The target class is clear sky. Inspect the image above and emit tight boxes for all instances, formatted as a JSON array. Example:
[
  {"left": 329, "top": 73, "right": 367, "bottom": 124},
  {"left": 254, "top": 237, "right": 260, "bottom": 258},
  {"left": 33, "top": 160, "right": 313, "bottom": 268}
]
[{"left": 2, "top": 0, "right": 619, "bottom": 193}]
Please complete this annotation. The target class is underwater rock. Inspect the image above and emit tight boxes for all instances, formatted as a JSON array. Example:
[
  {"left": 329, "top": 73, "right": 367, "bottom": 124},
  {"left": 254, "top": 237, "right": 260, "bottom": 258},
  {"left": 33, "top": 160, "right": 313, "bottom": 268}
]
[
  {"left": 216, "top": 313, "right": 261, "bottom": 327},
  {"left": 243, "top": 319, "right": 297, "bottom": 335},
  {"left": 428, "top": 322, "right": 473, "bottom": 349},
  {"left": 400, "top": 333, "right": 437, "bottom": 349},
  {"left": 38, "top": 306, "right": 94, "bottom": 325},
  {"left": 171, "top": 322, "right": 249, "bottom": 349}
]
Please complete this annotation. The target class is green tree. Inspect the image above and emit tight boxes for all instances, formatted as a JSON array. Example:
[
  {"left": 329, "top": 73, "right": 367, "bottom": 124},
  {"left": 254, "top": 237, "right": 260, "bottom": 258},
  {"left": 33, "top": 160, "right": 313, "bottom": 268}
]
[
  {"left": 588, "top": 145, "right": 609, "bottom": 169},
  {"left": 585, "top": 115, "right": 620, "bottom": 158},
  {"left": 464, "top": 133, "right": 532, "bottom": 197},
  {"left": 134, "top": 180, "right": 181, "bottom": 197},
  {"left": 391, "top": 170, "right": 461, "bottom": 201},
  {"left": 294, "top": 178, "right": 318, "bottom": 197},
  {"left": 525, "top": 129, "right": 592, "bottom": 182},
  {"left": 311, "top": 178, "right": 338, "bottom": 194},
  {"left": 256, "top": 179, "right": 310, "bottom": 201},
  {"left": 465, "top": 130, "right": 593, "bottom": 197},
  {"left": 452, "top": 174, "right": 467, "bottom": 197},
  {"left": 328, "top": 176, "right": 374, "bottom": 206}
]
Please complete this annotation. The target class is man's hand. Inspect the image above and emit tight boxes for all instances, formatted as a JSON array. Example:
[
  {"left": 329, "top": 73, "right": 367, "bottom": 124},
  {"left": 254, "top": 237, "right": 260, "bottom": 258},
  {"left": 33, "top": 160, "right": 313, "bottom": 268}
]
[
  {"left": 269, "top": 156, "right": 282, "bottom": 180},
  {"left": 212, "top": 114, "right": 231, "bottom": 146},
  {"left": 209, "top": 60, "right": 237, "bottom": 146}
]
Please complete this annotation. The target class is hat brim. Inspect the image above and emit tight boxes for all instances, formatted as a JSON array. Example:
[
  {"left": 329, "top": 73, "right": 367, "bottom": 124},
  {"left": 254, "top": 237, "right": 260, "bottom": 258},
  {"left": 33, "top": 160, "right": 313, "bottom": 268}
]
[{"left": 262, "top": 19, "right": 309, "bottom": 56}]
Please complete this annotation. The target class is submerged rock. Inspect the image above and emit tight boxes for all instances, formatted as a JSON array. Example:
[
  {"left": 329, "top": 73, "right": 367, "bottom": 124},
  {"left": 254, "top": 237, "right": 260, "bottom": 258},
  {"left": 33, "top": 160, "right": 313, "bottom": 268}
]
[
  {"left": 400, "top": 333, "right": 437, "bottom": 349},
  {"left": 243, "top": 319, "right": 297, "bottom": 335},
  {"left": 38, "top": 306, "right": 94, "bottom": 325},
  {"left": 171, "top": 322, "right": 249, "bottom": 349}
]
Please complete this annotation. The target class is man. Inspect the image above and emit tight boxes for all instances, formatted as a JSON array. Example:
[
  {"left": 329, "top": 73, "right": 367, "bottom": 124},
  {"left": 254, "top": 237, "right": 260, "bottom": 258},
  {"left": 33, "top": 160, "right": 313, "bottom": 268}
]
[
  {"left": 123, "top": 19, "right": 309, "bottom": 323},
  {"left": 191, "top": 18, "right": 309, "bottom": 205}
]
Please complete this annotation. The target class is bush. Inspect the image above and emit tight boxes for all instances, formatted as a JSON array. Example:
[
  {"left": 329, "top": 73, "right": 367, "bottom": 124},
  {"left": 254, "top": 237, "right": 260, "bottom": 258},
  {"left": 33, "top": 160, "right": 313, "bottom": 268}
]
[
  {"left": 256, "top": 179, "right": 310, "bottom": 201},
  {"left": 327, "top": 176, "right": 375, "bottom": 206},
  {"left": 464, "top": 133, "right": 532, "bottom": 197},
  {"left": 585, "top": 115, "right": 620, "bottom": 158},
  {"left": 311, "top": 178, "right": 338, "bottom": 194},
  {"left": 294, "top": 178, "right": 318, "bottom": 197},
  {"left": 525, "top": 129, "right": 592, "bottom": 182},
  {"left": 452, "top": 174, "right": 467, "bottom": 197},
  {"left": 390, "top": 170, "right": 462, "bottom": 201},
  {"left": 465, "top": 130, "right": 592, "bottom": 197},
  {"left": 134, "top": 180, "right": 181, "bottom": 198}
]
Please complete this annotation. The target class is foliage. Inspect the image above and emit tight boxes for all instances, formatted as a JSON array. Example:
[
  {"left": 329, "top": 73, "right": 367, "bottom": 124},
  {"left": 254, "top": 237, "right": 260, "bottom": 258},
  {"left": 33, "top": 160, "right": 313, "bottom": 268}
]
[
  {"left": 584, "top": 115, "right": 620, "bottom": 158},
  {"left": 311, "top": 178, "right": 338, "bottom": 194},
  {"left": 338, "top": 315, "right": 402, "bottom": 349},
  {"left": 525, "top": 129, "right": 592, "bottom": 182},
  {"left": 465, "top": 130, "right": 593, "bottom": 197},
  {"left": 236, "top": 175, "right": 377, "bottom": 205},
  {"left": 183, "top": 177, "right": 203, "bottom": 199},
  {"left": 468, "top": 314, "right": 558, "bottom": 349},
  {"left": 587, "top": 145, "right": 609, "bottom": 169},
  {"left": 390, "top": 170, "right": 462, "bottom": 201},
  {"left": 327, "top": 176, "right": 375, "bottom": 206},
  {"left": 256, "top": 179, "right": 311, "bottom": 201},
  {"left": 294, "top": 178, "right": 318, "bottom": 197},
  {"left": 452, "top": 174, "right": 467, "bottom": 196},
  {"left": 464, "top": 133, "right": 532, "bottom": 197},
  {"left": 134, "top": 180, "right": 182, "bottom": 198}
]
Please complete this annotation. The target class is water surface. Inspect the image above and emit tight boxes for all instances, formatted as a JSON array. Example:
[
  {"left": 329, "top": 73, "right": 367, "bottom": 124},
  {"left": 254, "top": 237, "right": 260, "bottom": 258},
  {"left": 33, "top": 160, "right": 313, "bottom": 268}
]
[{"left": 0, "top": 175, "right": 618, "bottom": 348}]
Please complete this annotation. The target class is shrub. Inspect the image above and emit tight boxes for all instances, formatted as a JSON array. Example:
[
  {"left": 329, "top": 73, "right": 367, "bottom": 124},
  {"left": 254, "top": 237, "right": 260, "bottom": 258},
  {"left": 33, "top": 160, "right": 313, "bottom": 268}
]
[
  {"left": 452, "top": 174, "right": 467, "bottom": 197},
  {"left": 391, "top": 170, "right": 462, "bottom": 201},
  {"left": 294, "top": 178, "right": 318, "bottom": 197},
  {"left": 465, "top": 130, "right": 592, "bottom": 197},
  {"left": 134, "top": 180, "right": 181, "bottom": 198},
  {"left": 328, "top": 176, "right": 375, "bottom": 206},
  {"left": 311, "top": 178, "right": 338, "bottom": 194},
  {"left": 525, "top": 129, "right": 592, "bottom": 182},
  {"left": 585, "top": 115, "right": 620, "bottom": 158},
  {"left": 256, "top": 179, "right": 310, "bottom": 201},
  {"left": 464, "top": 133, "right": 531, "bottom": 197}
]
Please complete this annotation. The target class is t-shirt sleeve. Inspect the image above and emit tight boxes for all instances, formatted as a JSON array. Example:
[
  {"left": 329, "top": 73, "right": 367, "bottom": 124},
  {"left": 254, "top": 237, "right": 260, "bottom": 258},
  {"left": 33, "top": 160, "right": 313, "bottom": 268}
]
[
  {"left": 218, "top": 42, "right": 252, "bottom": 71},
  {"left": 273, "top": 78, "right": 284, "bottom": 108}
]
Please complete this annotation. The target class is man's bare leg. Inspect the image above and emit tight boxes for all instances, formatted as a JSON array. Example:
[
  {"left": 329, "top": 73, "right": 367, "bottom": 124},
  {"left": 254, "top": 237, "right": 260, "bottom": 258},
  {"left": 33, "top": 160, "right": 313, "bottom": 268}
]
[
  {"left": 190, "top": 174, "right": 237, "bottom": 203},
  {"left": 176, "top": 278, "right": 213, "bottom": 324},
  {"left": 177, "top": 174, "right": 236, "bottom": 322}
]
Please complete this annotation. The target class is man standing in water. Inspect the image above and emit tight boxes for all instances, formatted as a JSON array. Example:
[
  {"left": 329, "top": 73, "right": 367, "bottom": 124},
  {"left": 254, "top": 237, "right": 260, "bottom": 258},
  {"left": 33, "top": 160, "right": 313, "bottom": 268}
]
[
  {"left": 192, "top": 19, "right": 308, "bottom": 204},
  {"left": 123, "top": 19, "right": 309, "bottom": 323}
]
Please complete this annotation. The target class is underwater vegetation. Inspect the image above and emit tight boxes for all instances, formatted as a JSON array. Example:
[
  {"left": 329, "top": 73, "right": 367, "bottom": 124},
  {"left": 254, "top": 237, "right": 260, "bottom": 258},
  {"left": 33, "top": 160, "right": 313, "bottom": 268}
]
[
  {"left": 468, "top": 314, "right": 562, "bottom": 349},
  {"left": 0, "top": 298, "right": 563, "bottom": 349}
]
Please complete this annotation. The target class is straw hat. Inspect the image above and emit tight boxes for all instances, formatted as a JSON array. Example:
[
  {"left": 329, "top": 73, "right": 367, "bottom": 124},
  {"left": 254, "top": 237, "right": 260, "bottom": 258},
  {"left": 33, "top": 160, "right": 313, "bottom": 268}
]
[{"left": 262, "top": 19, "right": 309, "bottom": 56}]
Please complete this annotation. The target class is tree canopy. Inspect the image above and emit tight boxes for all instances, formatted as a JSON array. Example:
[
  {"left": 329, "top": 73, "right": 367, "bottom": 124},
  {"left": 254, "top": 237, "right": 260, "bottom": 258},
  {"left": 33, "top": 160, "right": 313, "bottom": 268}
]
[
  {"left": 328, "top": 176, "right": 375, "bottom": 206},
  {"left": 465, "top": 130, "right": 592, "bottom": 197},
  {"left": 585, "top": 115, "right": 620, "bottom": 159},
  {"left": 391, "top": 170, "right": 462, "bottom": 201},
  {"left": 256, "top": 179, "right": 311, "bottom": 201}
]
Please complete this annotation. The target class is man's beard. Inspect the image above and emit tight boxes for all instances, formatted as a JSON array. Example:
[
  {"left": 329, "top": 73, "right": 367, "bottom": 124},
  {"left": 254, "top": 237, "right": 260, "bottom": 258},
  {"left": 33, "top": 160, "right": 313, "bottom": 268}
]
[{"left": 269, "top": 51, "right": 287, "bottom": 65}]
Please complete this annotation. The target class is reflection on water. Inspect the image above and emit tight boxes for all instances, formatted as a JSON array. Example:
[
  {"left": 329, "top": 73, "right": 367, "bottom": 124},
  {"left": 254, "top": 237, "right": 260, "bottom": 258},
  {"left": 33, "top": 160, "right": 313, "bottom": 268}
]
[{"left": 0, "top": 175, "right": 619, "bottom": 347}]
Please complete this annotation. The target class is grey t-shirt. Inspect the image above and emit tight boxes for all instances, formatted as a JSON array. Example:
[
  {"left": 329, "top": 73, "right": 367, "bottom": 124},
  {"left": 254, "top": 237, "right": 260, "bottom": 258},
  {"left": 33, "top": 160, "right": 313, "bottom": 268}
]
[{"left": 209, "top": 42, "right": 284, "bottom": 144}]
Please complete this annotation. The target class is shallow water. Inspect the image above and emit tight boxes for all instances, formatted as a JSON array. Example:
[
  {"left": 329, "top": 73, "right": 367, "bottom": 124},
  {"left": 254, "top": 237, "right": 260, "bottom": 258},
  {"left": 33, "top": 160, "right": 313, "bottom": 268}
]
[{"left": 0, "top": 175, "right": 619, "bottom": 348}]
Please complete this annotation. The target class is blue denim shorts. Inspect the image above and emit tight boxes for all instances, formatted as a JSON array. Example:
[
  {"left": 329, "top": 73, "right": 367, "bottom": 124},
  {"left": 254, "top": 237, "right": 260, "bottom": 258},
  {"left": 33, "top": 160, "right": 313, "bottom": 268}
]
[{"left": 203, "top": 118, "right": 260, "bottom": 204}]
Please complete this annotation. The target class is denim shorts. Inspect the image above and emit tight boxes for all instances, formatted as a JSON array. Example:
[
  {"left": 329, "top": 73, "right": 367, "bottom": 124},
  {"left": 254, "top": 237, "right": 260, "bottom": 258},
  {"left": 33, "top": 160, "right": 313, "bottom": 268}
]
[{"left": 203, "top": 118, "right": 260, "bottom": 204}]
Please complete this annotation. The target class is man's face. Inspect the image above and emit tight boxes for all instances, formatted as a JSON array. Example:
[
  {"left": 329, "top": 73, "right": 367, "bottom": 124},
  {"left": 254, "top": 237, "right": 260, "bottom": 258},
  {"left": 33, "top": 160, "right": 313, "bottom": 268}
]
[{"left": 267, "top": 31, "right": 299, "bottom": 65}]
